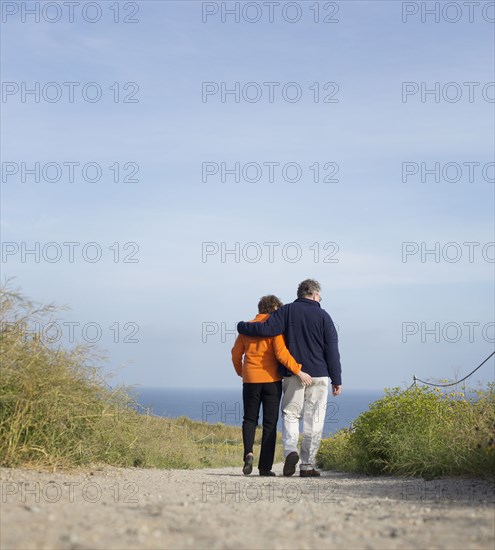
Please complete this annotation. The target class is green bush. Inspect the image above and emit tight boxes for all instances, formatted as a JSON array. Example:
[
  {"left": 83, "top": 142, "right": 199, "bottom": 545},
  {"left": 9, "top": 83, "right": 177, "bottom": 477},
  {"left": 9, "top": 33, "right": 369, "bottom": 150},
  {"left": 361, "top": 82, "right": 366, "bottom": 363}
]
[
  {"left": 318, "top": 385, "right": 495, "bottom": 478},
  {"left": 0, "top": 285, "right": 275, "bottom": 470}
]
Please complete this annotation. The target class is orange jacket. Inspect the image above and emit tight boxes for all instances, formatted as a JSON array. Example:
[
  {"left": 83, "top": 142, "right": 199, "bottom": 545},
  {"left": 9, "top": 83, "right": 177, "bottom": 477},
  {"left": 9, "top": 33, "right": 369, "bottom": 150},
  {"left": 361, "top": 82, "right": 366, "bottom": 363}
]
[{"left": 231, "top": 313, "right": 302, "bottom": 383}]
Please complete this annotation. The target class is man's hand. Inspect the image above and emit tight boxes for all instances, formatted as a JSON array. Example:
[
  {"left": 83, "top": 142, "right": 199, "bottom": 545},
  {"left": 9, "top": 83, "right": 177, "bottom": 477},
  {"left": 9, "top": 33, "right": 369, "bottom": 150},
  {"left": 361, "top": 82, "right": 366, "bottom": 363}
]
[
  {"left": 297, "top": 371, "right": 313, "bottom": 386},
  {"left": 332, "top": 384, "right": 342, "bottom": 396}
]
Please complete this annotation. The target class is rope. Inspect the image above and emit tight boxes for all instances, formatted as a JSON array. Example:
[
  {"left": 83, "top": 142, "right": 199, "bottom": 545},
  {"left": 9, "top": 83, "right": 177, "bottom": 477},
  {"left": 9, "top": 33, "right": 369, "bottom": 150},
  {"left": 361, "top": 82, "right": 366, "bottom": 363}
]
[{"left": 410, "top": 350, "right": 495, "bottom": 389}]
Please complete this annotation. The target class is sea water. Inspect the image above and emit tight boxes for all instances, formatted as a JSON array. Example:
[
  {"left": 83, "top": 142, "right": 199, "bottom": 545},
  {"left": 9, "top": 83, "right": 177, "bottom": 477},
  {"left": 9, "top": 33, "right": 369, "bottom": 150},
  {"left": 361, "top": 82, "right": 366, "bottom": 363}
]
[{"left": 134, "top": 387, "right": 384, "bottom": 438}]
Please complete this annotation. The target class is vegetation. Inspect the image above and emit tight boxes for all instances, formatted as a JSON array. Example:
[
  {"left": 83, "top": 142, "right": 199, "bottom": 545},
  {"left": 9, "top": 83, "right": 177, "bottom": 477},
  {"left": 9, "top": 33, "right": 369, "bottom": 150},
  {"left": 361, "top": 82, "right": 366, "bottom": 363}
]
[
  {"left": 317, "top": 384, "right": 495, "bottom": 478},
  {"left": 5, "top": 284, "right": 492, "bottom": 477},
  {"left": 0, "top": 285, "right": 279, "bottom": 470}
]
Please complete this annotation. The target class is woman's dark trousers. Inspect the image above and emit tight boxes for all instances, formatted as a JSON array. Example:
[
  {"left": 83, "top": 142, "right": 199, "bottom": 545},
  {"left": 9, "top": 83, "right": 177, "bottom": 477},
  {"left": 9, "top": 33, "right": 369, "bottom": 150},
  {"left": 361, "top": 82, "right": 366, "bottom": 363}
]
[{"left": 242, "top": 381, "right": 282, "bottom": 472}]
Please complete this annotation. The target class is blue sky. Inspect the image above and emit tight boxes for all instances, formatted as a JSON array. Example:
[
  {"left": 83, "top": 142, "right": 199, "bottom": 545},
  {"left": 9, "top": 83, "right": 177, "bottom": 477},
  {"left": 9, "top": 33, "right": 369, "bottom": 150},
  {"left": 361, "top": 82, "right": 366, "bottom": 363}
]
[{"left": 1, "top": 0, "right": 494, "bottom": 390}]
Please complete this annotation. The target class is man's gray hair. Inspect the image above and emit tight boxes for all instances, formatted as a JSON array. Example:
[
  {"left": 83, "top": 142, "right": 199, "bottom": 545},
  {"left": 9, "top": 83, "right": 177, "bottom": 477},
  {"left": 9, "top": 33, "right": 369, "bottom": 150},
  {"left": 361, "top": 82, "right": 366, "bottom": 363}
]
[{"left": 297, "top": 279, "right": 321, "bottom": 299}]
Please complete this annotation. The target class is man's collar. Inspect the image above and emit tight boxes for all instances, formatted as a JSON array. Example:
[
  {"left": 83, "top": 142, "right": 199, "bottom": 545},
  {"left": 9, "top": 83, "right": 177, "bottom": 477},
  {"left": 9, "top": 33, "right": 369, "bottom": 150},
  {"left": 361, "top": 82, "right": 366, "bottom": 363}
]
[{"left": 294, "top": 298, "right": 321, "bottom": 307}]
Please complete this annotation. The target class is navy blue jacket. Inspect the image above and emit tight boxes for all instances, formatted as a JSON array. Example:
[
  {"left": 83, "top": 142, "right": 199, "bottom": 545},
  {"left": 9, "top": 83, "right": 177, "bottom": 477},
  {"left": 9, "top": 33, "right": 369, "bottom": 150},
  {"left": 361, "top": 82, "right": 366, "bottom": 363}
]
[{"left": 237, "top": 298, "right": 342, "bottom": 384}]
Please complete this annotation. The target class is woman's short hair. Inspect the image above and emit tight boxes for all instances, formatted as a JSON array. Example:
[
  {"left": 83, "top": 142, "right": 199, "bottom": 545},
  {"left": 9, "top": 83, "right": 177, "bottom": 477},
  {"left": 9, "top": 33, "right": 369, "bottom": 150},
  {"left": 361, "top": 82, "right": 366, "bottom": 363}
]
[{"left": 258, "top": 295, "right": 283, "bottom": 314}]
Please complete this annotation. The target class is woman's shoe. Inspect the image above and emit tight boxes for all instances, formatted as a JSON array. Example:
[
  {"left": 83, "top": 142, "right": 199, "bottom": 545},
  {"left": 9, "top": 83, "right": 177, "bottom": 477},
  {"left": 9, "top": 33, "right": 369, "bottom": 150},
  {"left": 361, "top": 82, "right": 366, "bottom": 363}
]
[
  {"left": 259, "top": 470, "right": 276, "bottom": 476},
  {"left": 243, "top": 454, "right": 254, "bottom": 475}
]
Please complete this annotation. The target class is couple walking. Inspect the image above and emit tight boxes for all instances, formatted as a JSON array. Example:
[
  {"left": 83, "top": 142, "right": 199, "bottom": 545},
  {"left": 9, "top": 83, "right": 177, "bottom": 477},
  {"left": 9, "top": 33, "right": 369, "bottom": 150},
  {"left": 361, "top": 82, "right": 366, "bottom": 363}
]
[{"left": 231, "top": 279, "right": 342, "bottom": 477}]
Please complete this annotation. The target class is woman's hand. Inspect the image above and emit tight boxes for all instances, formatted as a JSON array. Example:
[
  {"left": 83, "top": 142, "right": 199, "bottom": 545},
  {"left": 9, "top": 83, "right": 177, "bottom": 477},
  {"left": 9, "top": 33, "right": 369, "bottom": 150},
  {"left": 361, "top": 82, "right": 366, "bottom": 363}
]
[{"left": 297, "top": 370, "right": 313, "bottom": 386}]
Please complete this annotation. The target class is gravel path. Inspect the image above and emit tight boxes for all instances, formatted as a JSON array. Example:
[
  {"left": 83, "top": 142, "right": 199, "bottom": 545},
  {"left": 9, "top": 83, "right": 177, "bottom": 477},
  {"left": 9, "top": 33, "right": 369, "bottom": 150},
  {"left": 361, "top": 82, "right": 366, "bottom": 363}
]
[{"left": 1, "top": 464, "right": 494, "bottom": 550}]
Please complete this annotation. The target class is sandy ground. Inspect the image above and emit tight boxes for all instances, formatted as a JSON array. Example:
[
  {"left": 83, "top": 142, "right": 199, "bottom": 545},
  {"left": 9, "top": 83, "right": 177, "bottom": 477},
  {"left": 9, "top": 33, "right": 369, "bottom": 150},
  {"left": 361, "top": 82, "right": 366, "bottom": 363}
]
[{"left": 0, "top": 464, "right": 494, "bottom": 550}]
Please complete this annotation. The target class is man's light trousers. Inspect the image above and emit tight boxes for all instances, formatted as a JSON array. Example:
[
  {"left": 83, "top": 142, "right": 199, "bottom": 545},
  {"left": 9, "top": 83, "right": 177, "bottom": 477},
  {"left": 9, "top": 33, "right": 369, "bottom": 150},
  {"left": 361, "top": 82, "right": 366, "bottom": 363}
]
[{"left": 281, "top": 375, "right": 329, "bottom": 470}]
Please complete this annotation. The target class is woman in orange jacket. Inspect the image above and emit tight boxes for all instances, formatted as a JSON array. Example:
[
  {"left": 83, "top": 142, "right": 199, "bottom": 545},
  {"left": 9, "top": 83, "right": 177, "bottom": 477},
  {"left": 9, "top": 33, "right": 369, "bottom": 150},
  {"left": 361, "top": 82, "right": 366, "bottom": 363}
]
[{"left": 232, "top": 295, "right": 312, "bottom": 476}]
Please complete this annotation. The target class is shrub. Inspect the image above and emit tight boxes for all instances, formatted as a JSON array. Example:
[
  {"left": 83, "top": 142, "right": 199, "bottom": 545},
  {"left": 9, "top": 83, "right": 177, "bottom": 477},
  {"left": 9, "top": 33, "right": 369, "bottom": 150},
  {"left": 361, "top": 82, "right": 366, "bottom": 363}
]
[{"left": 317, "top": 385, "right": 495, "bottom": 478}]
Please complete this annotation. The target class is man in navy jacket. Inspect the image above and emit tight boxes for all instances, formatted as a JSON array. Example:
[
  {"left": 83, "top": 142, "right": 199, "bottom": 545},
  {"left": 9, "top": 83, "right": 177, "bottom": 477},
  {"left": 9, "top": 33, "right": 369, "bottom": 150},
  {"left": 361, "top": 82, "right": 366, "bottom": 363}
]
[{"left": 237, "top": 279, "right": 342, "bottom": 477}]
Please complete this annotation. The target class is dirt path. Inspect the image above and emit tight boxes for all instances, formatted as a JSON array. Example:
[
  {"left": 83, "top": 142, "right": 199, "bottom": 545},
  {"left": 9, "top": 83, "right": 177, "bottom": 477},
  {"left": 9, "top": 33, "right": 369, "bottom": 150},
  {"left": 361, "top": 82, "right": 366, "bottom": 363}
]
[{"left": 1, "top": 464, "right": 493, "bottom": 549}]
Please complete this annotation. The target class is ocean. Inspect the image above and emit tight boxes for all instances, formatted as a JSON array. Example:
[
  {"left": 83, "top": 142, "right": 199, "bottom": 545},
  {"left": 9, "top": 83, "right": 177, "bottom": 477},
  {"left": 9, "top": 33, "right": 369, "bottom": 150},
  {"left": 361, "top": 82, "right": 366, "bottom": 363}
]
[{"left": 133, "top": 387, "right": 384, "bottom": 438}]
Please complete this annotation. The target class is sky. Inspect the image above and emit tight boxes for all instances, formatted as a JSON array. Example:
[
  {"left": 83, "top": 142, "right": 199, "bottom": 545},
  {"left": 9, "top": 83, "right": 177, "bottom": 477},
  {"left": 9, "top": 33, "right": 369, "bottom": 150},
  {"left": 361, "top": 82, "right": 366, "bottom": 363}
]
[{"left": 1, "top": 0, "right": 494, "bottom": 390}]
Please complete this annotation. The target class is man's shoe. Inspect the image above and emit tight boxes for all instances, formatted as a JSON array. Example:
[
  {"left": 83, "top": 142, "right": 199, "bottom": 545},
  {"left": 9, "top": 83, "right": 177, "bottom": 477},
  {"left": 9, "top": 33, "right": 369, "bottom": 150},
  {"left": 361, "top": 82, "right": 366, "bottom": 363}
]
[
  {"left": 243, "top": 454, "right": 253, "bottom": 475},
  {"left": 300, "top": 469, "right": 321, "bottom": 477},
  {"left": 259, "top": 470, "right": 276, "bottom": 477},
  {"left": 283, "top": 452, "right": 299, "bottom": 477}
]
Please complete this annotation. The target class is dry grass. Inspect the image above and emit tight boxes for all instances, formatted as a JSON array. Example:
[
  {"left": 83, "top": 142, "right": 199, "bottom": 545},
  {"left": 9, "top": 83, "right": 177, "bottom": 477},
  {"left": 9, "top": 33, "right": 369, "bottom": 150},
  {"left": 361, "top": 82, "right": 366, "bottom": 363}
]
[{"left": 0, "top": 284, "right": 281, "bottom": 470}]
